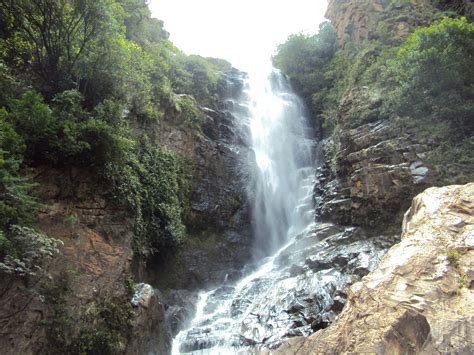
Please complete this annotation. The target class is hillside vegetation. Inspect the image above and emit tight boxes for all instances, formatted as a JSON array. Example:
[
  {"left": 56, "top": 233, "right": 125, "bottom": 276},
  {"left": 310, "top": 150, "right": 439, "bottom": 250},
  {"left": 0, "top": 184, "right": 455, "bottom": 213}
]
[
  {"left": 0, "top": 0, "right": 232, "bottom": 272},
  {"left": 274, "top": 15, "right": 474, "bottom": 185}
]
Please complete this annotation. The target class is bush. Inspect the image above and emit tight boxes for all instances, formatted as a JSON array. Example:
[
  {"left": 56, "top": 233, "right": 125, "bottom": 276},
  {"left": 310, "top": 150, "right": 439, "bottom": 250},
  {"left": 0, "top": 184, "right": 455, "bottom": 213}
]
[
  {"left": 169, "top": 54, "right": 225, "bottom": 108},
  {"left": 7, "top": 91, "right": 58, "bottom": 164},
  {"left": 273, "top": 22, "right": 337, "bottom": 101},
  {"left": 0, "top": 225, "right": 62, "bottom": 275},
  {"left": 106, "top": 138, "right": 191, "bottom": 257},
  {"left": 173, "top": 94, "right": 207, "bottom": 129},
  {"left": 0, "top": 113, "right": 36, "bottom": 229},
  {"left": 42, "top": 273, "right": 133, "bottom": 355},
  {"left": 386, "top": 17, "right": 474, "bottom": 136}
]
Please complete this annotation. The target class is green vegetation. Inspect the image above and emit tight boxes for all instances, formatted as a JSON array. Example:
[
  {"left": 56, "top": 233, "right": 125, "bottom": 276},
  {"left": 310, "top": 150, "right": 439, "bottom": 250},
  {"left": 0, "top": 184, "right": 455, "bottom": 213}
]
[
  {"left": 385, "top": 17, "right": 474, "bottom": 183},
  {"left": 106, "top": 138, "right": 191, "bottom": 257},
  {"left": 0, "top": 0, "right": 231, "bottom": 266},
  {"left": 273, "top": 22, "right": 338, "bottom": 119},
  {"left": 42, "top": 272, "right": 134, "bottom": 354},
  {"left": 447, "top": 248, "right": 460, "bottom": 269},
  {"left": 274, "top": 16, "right": 474, "bottom": 183}
]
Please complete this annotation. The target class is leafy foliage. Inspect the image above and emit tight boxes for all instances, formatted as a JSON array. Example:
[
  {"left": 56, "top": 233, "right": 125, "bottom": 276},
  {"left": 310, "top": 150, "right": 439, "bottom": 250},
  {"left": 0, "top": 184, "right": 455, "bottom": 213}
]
[
  {"left": 0, "top": 0, "right": 116, "bottom": 97},
  {"left": 106, "top": 138, "right": 191, "bottom": 258},
  {"left": 276, "top": 15, "right": 474, "bottom": 183},
  {"left": 0, "top": 225, "right": 62, "bottom": 275},
  {"left": 170, "top": 54, "right": 231, "bottom": 109},
  {"left": 42, "top": 272, "right": 134, "bottom": 355},
  {"left": 386, "top": 17, "right": 474, "bottom": 137},
  {"left": 273, "top": 22, "right": 337, "bottom": 105},
  {"left": 0, "top": 0, "right": 226, "bottom": 267}
]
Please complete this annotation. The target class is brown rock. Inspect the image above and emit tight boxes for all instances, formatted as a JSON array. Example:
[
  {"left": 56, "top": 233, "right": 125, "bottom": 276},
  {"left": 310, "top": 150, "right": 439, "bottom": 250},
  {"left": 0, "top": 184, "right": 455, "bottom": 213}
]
[
  {"left": 326, "top": 0, "right": 436, "bottom": 46},
  {"left": 276, "top": 183, "right": 474, "bottom": 354}
]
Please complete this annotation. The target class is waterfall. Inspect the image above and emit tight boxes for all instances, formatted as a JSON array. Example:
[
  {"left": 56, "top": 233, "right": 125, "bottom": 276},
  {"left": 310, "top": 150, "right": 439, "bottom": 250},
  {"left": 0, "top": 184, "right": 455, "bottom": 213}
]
[
  {"left": 243, "top": 66, "right": 315, "bottom": 258},
  {"left": 170, "top": 65, "right": 386, "bottom": 354}
]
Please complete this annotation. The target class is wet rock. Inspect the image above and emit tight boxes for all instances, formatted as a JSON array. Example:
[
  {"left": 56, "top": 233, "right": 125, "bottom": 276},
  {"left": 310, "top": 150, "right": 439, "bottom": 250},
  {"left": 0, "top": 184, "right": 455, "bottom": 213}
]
[
  {"left": 164, "top": 290, "right": 199, "bottom": 335},
  {"left": 305, "top": 258, "right": 332, "bottom": 272},
  {"left": 131, "top": 283, "right": 154, "bottom": 307},
  {"left": 286, "top": 303, "right": 305, "bottom": 314},
  {"left": 329, "top": 295, "right": 345, "bottom": 312},
  {"left": 235, "top": 335, "right": 257, "bottom": 347},
  {"left": 144, "top": 70, "right": 254, "bottom": 291},
  {"left": 316, "top": 100, "right": 434, "bottom": 231}
]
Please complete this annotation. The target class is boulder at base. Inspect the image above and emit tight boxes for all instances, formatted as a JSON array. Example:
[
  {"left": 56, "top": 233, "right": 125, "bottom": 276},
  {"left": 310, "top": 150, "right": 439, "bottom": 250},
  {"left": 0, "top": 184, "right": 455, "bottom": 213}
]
[{"left": 276, "top": 183, "right": 474, "bottom": 354}]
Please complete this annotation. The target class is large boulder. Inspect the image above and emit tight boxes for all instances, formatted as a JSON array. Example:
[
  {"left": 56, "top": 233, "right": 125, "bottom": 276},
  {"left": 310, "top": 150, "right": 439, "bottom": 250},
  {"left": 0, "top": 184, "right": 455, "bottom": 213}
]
[
  {"left": 126, "top": 284, "right": 172, "bottom": 354},
  {"left": 277, "top": 183, "right": 474, "bottom": 354}
]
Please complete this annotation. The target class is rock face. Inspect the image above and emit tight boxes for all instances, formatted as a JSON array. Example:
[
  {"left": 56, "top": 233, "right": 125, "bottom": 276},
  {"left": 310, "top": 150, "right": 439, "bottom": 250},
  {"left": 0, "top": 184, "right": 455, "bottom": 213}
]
[
  {"left": 126, "top": 284, "right": 171, "bottom": 354},
  {"left": 0, "top": 167, "right": 144, "bottom": 354},
  {"left": 0, "top": 71, "right": 250, "bottom": 353},
  {"left": 326, "top": 0, "right": 436, "bottom": 46},
  {"left": 143, "top": 70, "right": 253, "bottom": 292},
  {"left": 277, "top": 183, "right": 474, "bottom": 354},
  {"left": 315, "top": 88, "right": 434, "bottom": 232},
  {"left": 176, "top": 222, "right": 394, "bottom": 353}
]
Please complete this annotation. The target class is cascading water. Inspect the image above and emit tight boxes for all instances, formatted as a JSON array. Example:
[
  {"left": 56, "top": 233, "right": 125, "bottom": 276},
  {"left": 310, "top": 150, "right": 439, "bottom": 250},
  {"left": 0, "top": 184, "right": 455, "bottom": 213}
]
[
  {"left": 244, "top": 66, "right": 315, "bottom": 259},
  {"left": 171, "top": 65, "right": 387, "bottom": 354}
]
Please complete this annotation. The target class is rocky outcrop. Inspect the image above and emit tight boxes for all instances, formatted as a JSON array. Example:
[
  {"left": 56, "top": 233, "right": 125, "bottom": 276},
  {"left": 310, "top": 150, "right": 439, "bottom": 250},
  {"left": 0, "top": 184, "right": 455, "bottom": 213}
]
[
  {"left": 143, "top": 70, "right": 253, "bottom": 292},
  {"left": 315, "top": 88, "right": 434, "bottom": 231},
  {"left": 326, "top": 0, "right": 437, "bottom": 45},
  {"left": 0, "top": 167, "right": 138, "bottom": 354},
  {"left": 277, "top": 183, "right": 474, "bottom": 354},
  {"left": 127, "top": 284, "right": 171, "bottom": 354},
  {"left": 0, "top": 72, "right": 251, "bottom": 353}
]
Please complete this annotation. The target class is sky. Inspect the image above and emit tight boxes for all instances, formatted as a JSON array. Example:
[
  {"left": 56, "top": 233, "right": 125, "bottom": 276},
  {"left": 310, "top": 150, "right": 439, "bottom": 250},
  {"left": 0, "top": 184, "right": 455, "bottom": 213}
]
[{"left": 148, "top": 0, "right": 328, "bottom": 70}]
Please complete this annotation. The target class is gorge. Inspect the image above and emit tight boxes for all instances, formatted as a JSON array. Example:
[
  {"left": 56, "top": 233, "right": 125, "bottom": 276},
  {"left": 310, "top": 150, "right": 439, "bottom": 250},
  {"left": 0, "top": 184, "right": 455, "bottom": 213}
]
[{"left": 0, "top": 0, "right": 473, "bottom": 354}]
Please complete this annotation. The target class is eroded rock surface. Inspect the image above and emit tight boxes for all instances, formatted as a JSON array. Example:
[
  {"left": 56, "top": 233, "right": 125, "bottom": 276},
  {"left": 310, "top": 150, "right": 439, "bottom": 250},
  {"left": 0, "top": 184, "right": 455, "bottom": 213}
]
[
  {"left": 277, "top": 183, "right": 474, "bottom": 354},
  {"left": 315, "top": 89, "right": 434, "bottom": 231},
  {"left": 0, "top": 167, "right": 137, "bottom": 354},
  {"left": 326, "top": 0, "right": 436, "bottom": 46},
  {"left": 127, "top": 284, "right": 171, "bottom": 354}
]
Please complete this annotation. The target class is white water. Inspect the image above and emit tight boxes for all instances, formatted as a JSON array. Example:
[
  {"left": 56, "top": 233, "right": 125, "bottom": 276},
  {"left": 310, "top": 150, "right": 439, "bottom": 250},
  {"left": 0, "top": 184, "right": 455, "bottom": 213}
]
[
  {"left": 244, "top": 65, "right": 315, "bottom": 258},
  {"left": 171, "top": 65, "right": 318, "bottom": 354}
]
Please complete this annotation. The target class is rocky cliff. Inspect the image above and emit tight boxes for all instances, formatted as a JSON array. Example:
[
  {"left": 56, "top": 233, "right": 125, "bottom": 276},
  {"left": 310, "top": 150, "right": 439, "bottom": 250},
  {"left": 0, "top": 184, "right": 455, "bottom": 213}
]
[
  {"left": 315, "top": 1, "right": 473, "bottom": 234},
  {"left": 0, "top": 71, "right": 252, "bottom": 354},
  {"left": 144, "top": 72, "right": 253, "bottom": 292},
  {"left": 314, "top": 88, "right": 434, "bottom": 232},
  {"left": 326, "top": 0, "right": 474, "bottom": 46},
  {"left": 277, "top": 183, "right": 474, "bottom": 354},
  {"left": 326, "top": 0, "right": 432, "bottom": 45}
]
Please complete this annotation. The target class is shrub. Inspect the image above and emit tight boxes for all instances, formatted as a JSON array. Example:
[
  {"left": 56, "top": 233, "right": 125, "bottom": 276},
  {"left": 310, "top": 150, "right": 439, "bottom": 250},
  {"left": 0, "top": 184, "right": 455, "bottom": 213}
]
[
  {"left": 273, "top": 22, "right": 337, "bottom": 101},
  {"left": 0, "top": 225, "right": 62, "bottom": 275},
  {"left": 386, "top": 17, "right": 474, "bottom": 136},
  {"left": 106, "top": 138, "right": 191, "bottom": 257}
]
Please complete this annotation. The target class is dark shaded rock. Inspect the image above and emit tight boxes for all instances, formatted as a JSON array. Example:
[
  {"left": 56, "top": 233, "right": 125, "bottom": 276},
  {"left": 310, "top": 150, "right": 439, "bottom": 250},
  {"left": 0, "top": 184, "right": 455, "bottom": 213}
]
[
  {"left": 286, "top": 303, "right": 305, "bottom": 314},
  {"left": 144, "top": 70, "right": 254, "bottom": 292},
  {"left": 329, "top": 296, "right": 346, "bottom": 312},
  {"left": 163, "top": 289, "right": 199, "bottom": 336},
  {"left": 126, "top": 284, "right": 172, "bottom": 355},
  {"left": 305, "top": 258, "right": 332, "bottom": 272}
]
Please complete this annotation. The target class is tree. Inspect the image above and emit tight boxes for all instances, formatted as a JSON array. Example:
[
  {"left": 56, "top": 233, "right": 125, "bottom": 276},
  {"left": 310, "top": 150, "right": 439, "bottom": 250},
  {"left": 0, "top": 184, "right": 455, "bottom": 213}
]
[
  {"left": 0, "top": 0, "right": 114, "bottom": 97},
  {"left": 273, "top": 22, "right": 337, "bottom": 99},
  {"left": 387, "top": 17, "right": 474, "bottom": 136}
]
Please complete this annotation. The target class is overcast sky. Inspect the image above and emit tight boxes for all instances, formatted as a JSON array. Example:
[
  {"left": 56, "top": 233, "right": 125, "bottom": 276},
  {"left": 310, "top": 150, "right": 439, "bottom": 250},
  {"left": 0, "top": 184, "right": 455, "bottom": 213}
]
[{"left": 149, "top": 0, "right": 328, "bottom": 70}]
